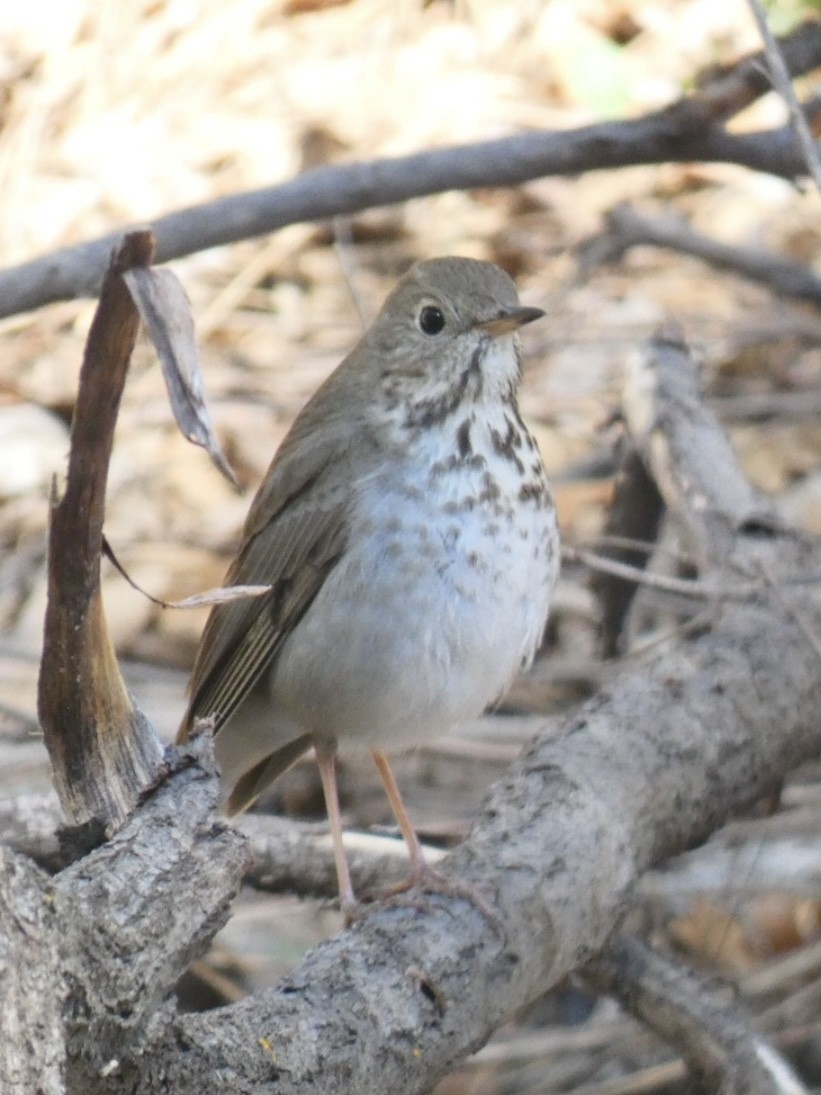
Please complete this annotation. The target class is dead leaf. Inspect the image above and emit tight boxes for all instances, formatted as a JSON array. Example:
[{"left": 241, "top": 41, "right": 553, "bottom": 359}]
[{"left": 123, "top": 266, "right": 237, "bottom": 487}]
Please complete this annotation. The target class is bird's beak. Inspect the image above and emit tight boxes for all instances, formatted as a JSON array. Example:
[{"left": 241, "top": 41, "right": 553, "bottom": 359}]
[{"left": 475, "top": 305, "right": 545, "bottom": 337}]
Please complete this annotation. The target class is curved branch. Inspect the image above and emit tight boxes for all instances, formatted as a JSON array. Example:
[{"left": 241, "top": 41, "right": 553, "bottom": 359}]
[
  {"left": 587, "top": 203, "right": 821, "bottom": 304},
  {"left": 37, "top": 232, "right": 165, "bottom": 827},
  {"left": 586, "top": 936, "right": 807, "bottom": 1094}
]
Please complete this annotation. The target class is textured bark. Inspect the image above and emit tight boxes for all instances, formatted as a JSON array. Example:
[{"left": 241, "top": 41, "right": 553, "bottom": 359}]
[
  {"left": 83, "top": 527, "right": 821, "bottom": 1095},
  {"left": 0, "top": 738, "right": 249, "bottom": 1094},
  {"left": 0, "top": 848, "right": 65, "bottom": 1095}
]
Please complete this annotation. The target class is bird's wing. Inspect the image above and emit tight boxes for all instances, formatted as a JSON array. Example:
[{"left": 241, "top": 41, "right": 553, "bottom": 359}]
[{"left": 179, "top": 407, "right": 365, "bottom": 742}]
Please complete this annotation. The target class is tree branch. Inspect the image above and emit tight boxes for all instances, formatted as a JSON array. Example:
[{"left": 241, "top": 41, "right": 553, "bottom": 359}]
[
  {"left": 586, "top": 935, "right": 807, "bottom": 1094},
  {"left": 56, "top": 737, "right": 248, "bottom": 1084},
  {"left": 0, "top": 847, "right": 65, "bottom": 1095},
  {"left": 582, "top": 202, "right": 821, "bottom": 303},
  {"left": 94, "top": 538, "right": 821, "bottom": 1093},
  {"left": 746, "top": 0, "right": 821, "bottom": 192},
  {"left": 2, "top": 21, "right": 821, "bottom": 319}
]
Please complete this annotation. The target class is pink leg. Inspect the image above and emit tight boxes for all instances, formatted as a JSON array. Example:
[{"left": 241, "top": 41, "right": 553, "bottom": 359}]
[
  {"left": 371, "top": 748, "right": 428, "bottom": 883},
  {"left": 371, "top": 748, "right": 503, "bottom": 932},
  {"left": 315, "top": 747, "right": 356, "bottom": 914}
]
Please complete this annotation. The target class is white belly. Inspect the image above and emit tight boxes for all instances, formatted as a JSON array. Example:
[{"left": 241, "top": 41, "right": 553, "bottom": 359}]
[{"left": 269, "top": 411, "right": 559, "bottom": 751}]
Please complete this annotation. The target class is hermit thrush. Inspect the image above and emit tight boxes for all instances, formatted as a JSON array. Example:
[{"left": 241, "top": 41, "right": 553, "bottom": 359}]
[{"left": 179, "top": 257, "right": 559, "bottom": 912}]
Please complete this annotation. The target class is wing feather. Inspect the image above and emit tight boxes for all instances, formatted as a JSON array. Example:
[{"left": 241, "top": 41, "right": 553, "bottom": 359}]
[{"left": 179, "top": 370, "right": 375, "bottom": 741}]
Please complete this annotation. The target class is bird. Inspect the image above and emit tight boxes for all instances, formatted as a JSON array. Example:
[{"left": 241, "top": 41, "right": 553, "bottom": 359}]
[{"left": 178, "top": 256, "right": 560, "bottom": 914}]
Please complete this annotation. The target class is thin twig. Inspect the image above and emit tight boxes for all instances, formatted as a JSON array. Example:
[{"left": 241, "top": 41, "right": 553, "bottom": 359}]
[
  {"left": 571, "top": 548, "right": 821, "bottom": 602},
  {"left": 626, "top": 609, "right": 718, "bottom": 657},
  {"left": 563, "top": 545, "right": 756, "bottom": 602},
  {"left": 579, "top": 534, "right": 698, "bottom": 566},
  {"left": 746, "top": 0, "right": 821, "bottom": 194}
]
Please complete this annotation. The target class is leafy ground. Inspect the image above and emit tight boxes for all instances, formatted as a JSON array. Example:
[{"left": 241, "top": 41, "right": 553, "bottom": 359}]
[{"left": 2, "top": 1, "right": 821, "bottom": 1091}]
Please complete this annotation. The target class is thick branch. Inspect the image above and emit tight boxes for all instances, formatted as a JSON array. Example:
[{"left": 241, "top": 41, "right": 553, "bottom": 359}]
[{"left": 54, "top": 738, "right": 248, "bottom": 1081}]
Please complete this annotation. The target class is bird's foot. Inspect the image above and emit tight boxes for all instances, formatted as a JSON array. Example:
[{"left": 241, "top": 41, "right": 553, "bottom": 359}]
[{"left": 373, "top": 863, "right": 506, "bottom": 938}]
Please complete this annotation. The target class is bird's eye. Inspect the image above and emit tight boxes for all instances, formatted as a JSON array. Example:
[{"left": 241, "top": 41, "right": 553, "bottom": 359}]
[{"left": 418, "top": 305, "right": 446, "bottom": 336}]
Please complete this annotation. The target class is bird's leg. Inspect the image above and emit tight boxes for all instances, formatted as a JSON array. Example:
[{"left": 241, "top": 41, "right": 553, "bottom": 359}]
[
  {"left": 371, "top": 748, "right": 430, "bottom": 884},
  {"left": 315, "top": 745, "right": 357, "bottom": 917},
  {"left": 371, "top": 748, "right": 504, "bottom": 935}
]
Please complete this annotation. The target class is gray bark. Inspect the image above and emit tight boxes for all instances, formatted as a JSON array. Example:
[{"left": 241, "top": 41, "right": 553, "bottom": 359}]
[{"left": 0, "top": 848, "right": 65, "bottom": 1095}]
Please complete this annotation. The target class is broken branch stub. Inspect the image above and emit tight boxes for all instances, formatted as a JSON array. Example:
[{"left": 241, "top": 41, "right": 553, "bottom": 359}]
[
  {"left": 622, "top": 324, "right": 779, "bottom": 571},
  {"left": 591, "top": 325, "right": 781, "bottom": 653},
  {"left": 38, "top": 231, "right": 165, "bottom": 830}
]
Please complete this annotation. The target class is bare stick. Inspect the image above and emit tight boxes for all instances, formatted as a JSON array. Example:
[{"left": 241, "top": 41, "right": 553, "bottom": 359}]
[
  {"left": 566, "top": 544, "right": 752, "bottom": 602},
  {"left": 586, "top": 202, "right": 821, "bottom": 303},
  {"left": 746, "top": 0, "right": 821, "bottom": 193},
  {"left": 2, "top": 21, "right": 821, "bottom": 319}
]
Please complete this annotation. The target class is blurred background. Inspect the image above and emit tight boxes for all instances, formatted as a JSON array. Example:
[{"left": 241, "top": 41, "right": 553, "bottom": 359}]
[{"left": 2, "top": 1, "right": 821, "bottom": 1091}]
